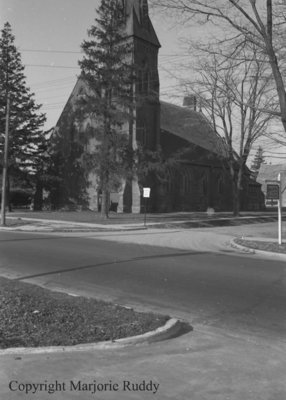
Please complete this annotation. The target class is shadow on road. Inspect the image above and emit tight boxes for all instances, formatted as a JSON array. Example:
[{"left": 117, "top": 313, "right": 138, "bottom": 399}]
[{"left": 15, "top": 250, "right": 207, "bottom": 281}]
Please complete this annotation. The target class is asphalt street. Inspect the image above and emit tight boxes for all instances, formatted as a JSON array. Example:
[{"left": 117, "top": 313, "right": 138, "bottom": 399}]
[{"left": 0, "top": 230, "right": 285, "bottom": 343}]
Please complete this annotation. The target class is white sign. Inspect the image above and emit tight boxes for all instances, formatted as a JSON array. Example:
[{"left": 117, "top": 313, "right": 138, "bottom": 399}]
[{"left": 143, "top": 187, "right": 151, "bottom": 198}]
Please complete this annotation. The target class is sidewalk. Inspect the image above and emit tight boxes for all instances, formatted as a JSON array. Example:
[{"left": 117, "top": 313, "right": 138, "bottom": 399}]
[{"left": 1, "top": 323, "right": 286, "bottom": 399}]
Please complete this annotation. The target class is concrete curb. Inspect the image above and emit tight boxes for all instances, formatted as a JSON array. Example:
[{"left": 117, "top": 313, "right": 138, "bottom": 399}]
[
  {"left": 230, "top": 238, "right": 286, "bottom": 260},
  {"left": 10, "top": 226, "right": 147, "bottom": 233},
  {"left": 0, "top": 318, "right": 192, "bottom": 356},
  {"left": 230, "top": 239, "right": 256, "bottom": 254}
]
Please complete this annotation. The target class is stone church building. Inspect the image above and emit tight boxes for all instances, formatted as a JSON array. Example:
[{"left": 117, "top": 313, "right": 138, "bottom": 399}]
[{"left": 52, "top": 0, "right": 264, "bottom": 213}]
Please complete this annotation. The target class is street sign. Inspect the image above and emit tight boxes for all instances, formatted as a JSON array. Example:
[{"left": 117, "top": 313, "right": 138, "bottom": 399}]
[
  {"left": 143, "top": 187, "right": 151, "bottom": 198},
  {"left": 142, "top": 188, "right": 150, "bottom": 227},
  {"left": 266, "top": 183, "right": 280, "bottom": 200}
]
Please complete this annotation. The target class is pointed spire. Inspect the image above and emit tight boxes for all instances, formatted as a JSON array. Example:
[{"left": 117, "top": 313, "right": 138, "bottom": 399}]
[
  {"left": 124, "top": 0, "right": 161, "bottom": 48},
  {"left": 140, "top": 0, "right": 149, "bottom": 22},
  {"left": 125, "top": 0, "right": 149, "bottom": 25}
]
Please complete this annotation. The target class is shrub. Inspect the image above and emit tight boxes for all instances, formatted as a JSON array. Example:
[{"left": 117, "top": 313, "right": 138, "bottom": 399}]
[{"left": 9, "top": 189, "right": 33, "bottom": 207}]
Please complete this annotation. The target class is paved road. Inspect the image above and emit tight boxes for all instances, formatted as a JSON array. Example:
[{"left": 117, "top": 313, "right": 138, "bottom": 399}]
[{"left": 0, "top": 230, "right": 285, "bottom": 343}]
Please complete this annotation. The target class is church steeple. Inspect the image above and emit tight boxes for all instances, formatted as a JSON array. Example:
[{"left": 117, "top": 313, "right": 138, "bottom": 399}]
[
  {"left": 123, "top": 0, "right": 161, "bottom": 212},
  {"left": 124, "top": 0, "right": 161, "bottom": 48},
  {"left": 139, "top": 0, "right": 149, "bottom": 24}
]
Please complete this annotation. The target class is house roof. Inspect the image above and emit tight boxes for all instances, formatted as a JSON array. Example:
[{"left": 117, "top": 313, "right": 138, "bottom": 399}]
[
  {"left": 257, "top": 163, "right": 286, "bottom": 183},
  {"left": 160, "top": 101, "right": 226, "bottom": 156}
]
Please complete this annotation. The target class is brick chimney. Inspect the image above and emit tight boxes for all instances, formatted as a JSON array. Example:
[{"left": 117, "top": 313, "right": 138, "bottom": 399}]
[{"left": 183, "top": 95, "right": 198, "bottom": 111}]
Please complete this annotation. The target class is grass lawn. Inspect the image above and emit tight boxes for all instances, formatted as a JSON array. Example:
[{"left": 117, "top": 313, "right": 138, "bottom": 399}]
[
  {"left": 9, "top": 210, "right": 144, "bottom": 225},
  {"left": 8, "top": 210, "right": 225, "bottom": 225},
  {"left": 234, "top": 238, "right": 286, "bottom": 253},
  {"left": 0, "top": 277, "right": 169, "bottom": 349},
  {"left": 1, "top": 218, "right": 32, "bottom": 227}
]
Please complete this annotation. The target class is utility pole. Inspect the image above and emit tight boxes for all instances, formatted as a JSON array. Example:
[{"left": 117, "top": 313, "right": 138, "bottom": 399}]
[{"left": 1, "top": 94, "right": 10, "bottom": 226}]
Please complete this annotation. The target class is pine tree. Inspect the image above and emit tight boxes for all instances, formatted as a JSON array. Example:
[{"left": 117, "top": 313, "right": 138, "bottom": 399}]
[
  {"left": 0, "top": 22, "right": 46, "bottom": 208},
  {"left": 77, "top": 0, "right": 133, "bottom": 218},
  {"left": 251, "top": 146, "right": 266, "bottom": 180}
]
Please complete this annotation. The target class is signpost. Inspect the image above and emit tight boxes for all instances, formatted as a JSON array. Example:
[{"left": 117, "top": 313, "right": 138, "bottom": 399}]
[
  {"left": 266, "top": 179, "right": 281, "bottom": 245},
  {"left": 143, "top": 187, "right": 151, "bottom": 227},
  {"left": 277, "top": 175, "right": 282, "bottom": 245}
]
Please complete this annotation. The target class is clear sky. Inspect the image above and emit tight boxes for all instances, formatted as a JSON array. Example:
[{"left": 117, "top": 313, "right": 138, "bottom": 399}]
[{"left": 0, "top": 0, "right": 284, "bottom": 163}]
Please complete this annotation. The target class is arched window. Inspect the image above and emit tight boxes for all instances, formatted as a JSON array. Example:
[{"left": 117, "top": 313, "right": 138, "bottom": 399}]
[
  {"left": 143, "top": 70, "right": 149, "bottom": 94},
  {"left": 138, "top": 123, "right": 147, "bottom": 146},
  {"left": 218, "top": 175, "right": 224, "bottom": 195},
  {"left": 200, "top": 172, "right": 208, "bottom": 196},
  {"left": 202, "top": 178, "right": 208, "bottom": 196},
  {"left": 137, "top": 69, "right": 143, "bottom": 93},
  {"left": 164, "top": 168, "right": 173, "bottom": 193},
  {"left": 181, "top": 170, "right": 191, "bottom": 194},
  {"left": 137, "top": 60, "right": 149, "bottom": 95}
]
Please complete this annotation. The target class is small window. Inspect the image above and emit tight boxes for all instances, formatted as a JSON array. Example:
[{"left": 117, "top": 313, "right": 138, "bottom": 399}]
[{"left": 77, "top": 87, "right": 86, "bottom": 101}]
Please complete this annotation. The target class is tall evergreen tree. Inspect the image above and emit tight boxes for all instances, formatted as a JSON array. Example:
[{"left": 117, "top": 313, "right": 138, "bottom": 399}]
[
  {"left": 0, "top": 22, "right": 46, "bottom": 208},
  {"left": 251, "top": 146, "right": 266, "bottom": 180},
  {"left": 77, "top": 0, "right": 134, "bottom": 218}
]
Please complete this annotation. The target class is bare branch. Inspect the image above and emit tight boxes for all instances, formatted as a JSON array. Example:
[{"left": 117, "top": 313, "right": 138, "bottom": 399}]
[{"left": 153, "top": 0, "right": 286, "bottom": 135}]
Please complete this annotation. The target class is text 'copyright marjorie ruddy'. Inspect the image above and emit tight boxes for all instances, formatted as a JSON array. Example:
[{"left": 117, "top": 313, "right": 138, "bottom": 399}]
[{"left": 8, "top": 379, "right": 160, "bottom": 395}]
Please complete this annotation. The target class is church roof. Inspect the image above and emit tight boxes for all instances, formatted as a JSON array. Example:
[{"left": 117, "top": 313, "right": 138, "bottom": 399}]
[{"left": 160, "top": 101, "right": 226, "bottom": 156}]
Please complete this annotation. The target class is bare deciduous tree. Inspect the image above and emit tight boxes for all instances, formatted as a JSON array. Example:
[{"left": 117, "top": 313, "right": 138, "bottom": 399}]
[
  {"left": 186, "top": 47, "right": 274, "bottom": 215},
  {"left": 152, "top": 0, "right": 286, "bottom": 135}
]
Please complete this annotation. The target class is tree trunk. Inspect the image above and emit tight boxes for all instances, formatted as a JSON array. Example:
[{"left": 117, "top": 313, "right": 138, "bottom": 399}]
[
  {"left": 33, "top": 180, "right": 43, "bottom": 211},
  {"left": 101, "top": 187, "right": 109, "bottom": 219},
  {"left": 265, "top": 43, "right": 286, "bottom": 134},
  {"left": 232, "top": 181, "right": 240, "bottom": 217},
  {"left": 7, "top": 175, "right": 12, "bottom": 212}
]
